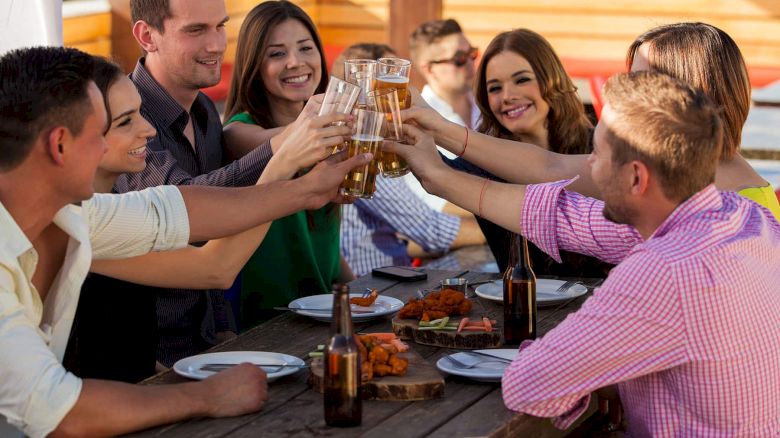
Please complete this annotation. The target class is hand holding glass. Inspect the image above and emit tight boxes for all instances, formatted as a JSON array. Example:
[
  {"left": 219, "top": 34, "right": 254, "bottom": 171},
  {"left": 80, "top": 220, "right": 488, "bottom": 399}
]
[
  {"left": 340, "top": 109, "right": 384, "bottom": 199},
  {"left": 319, "top": 76, "right": 361, "bottom": 153},
  {"left": 367, "top": 88, "right": 409, "bottom": 177}
]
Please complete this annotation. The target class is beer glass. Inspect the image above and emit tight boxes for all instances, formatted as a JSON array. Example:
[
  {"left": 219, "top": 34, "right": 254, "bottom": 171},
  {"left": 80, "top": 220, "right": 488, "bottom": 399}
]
[
  {"left": 340, "top": 109, "right": 384, "bottom": 199},
  {"left": 375, "top": 58, "right": 411, "bottom": 109},
  {"left": 344, "top": 59, "right": 377, "bottom": 108},
  {"left": 319, "top": 76, "right": 361, "bottom": 153},
  {"left": 367, "top": 88, "right": 409, "bottom": 177}
]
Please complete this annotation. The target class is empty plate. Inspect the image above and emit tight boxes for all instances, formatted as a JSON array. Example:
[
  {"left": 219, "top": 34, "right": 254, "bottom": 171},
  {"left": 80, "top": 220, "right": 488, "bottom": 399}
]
[
  {"left": 474, "top": 279, "right": 588, "bottom": 307},
  {"left": 173, "top": 351, "right": 305, "bottom": 382},
  {"left": 287, "top": 293, "right": 404, "bottom": 322}
]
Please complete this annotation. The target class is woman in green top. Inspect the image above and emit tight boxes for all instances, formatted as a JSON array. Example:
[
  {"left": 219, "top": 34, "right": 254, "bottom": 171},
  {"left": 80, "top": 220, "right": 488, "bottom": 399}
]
[{"left": 222, "top": 1, "right": 354, "bottom": 328}]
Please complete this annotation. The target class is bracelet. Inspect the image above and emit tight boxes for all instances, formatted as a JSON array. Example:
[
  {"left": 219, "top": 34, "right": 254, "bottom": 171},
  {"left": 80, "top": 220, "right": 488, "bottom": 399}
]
[
  {"left": 478, "top": 178, "right": 490, "bottom": 217},
  {"left": 457, "top": 126, "right": 469, "bottom": 158}
]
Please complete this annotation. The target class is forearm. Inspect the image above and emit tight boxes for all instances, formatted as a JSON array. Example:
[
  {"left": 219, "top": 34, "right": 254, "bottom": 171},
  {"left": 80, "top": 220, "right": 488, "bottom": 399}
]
[
  {"left": 180, "top": 180, "right": 309, "bottom": 242},
  {"left": 449, "top": 216, "right": 486, "bottom": 249},
  {"left": 426, "top": 167, "right": 527, "bottom": 235},
  {"left": 434, "top": 125, "right": 599, "bottom": 197},
  {"left": 223, "top": 121, "right": 285, "bottom": 160},
  {"left": 51, "top": 379, "right": 208, "bottom": 438}
]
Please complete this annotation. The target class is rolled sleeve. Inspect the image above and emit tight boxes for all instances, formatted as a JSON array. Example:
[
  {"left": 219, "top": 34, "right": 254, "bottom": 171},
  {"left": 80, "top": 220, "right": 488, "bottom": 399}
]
[
  {"left": 522, "top": 179, "right": 642, "bottom": 265},
  {"left": 84, "top": 185, "right": 190, "bottom": 260},
  {"left": 0, "top": 291, "right": 81, "bottom": 438}
]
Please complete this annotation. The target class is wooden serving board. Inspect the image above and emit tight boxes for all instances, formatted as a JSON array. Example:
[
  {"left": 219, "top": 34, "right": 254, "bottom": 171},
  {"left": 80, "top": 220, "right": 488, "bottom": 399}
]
[
  {"left": 392, "top": 312, "right": 503, "bottom": 349},
  {"left": 308, "top": 348, "right": 444, "bottom": 401}
]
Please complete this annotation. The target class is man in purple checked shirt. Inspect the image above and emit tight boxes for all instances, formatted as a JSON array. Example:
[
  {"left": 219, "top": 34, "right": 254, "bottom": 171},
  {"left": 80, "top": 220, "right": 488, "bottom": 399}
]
[{"left": 388, "top": 71, "right": 780, "bottom": 436}]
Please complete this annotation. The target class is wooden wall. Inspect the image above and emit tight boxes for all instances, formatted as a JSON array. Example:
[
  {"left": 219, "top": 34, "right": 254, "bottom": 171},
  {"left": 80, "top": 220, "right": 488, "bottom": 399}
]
[
  {"left": 63, "top": 11, "right": 112, "bottom": 58},
  {"left": 64, "top": 0, "right": 780, "bottom": 80},
  {"left": 443, "top": 0, "right": 780, "bottom": 70}
]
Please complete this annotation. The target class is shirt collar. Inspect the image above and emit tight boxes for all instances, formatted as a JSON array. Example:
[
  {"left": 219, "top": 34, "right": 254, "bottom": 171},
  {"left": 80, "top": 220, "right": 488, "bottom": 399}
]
[
  {"left": 649, "top": 184, "right": 722, "bottom": 239},
  {"left": 421, "top": 85, "right": 480, "bottom": 128},
  {"left": 131, "top": 58, "right": 188, "bottom": 128},
  {"left": 0, "top": 201, "right": 33, "bottom": 259}
]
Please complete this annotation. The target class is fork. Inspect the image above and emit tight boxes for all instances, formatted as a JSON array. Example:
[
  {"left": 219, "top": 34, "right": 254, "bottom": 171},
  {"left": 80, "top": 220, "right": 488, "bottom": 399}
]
[
  {"left": 554, "top": 280, "right": 581, "bottom": 294},
  {"left": 444, "top": 354, "right": 510, "bottom": 369}
]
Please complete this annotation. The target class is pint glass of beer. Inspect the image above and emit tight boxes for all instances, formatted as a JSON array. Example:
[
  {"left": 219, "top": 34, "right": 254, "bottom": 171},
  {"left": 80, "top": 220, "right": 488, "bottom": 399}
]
[
  {"left": 375, "top": 58, "right": 411, "bottom": 109},
  {"left": 319, "top": 76, "right": 361, "bottom": 153},
  {"left": 340, "top": 109, "right": 384, "bottom": 199},
  {"left": 367, "top": 88, "right": 409, "bottom": 177}
]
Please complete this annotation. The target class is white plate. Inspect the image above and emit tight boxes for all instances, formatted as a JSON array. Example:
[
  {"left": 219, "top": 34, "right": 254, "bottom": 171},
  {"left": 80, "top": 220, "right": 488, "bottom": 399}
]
[
  {"left": 173, "top": 351, "right": 305, "bottom": 382},
  {"left": 288, "top": 294, "right": 404, "bottom": 322},
  {"left": 474, "top": 279, "right": 588, "bottom": 307},
  {"left": 436, "top": 349, "right": 518, "bottom": 382}
]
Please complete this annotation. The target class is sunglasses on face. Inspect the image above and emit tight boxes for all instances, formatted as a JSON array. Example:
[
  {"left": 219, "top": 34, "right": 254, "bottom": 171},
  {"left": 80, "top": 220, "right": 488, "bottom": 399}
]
[{"left": 428, "top": 47, "right": 478, "bottom": 68}]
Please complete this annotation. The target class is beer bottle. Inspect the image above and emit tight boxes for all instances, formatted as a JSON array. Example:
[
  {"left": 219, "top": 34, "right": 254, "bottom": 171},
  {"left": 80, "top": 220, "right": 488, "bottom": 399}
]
[
  {"left": 503, "top": 235, "right": 537, "bottom": 344},
  {"left": 324, "top": 284, "right": 362, "bottom": 427}
]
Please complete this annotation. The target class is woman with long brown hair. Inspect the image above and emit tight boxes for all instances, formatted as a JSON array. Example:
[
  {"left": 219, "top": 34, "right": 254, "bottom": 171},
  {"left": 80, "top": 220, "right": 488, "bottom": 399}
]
[
  {"left": 221, "top": 1, "right": 354, "bottom": 329},
  {"left": 456, "top": 29, "right": 609, "bottom": 276},
  {"left": 405, "top": 22, "right": 780, "bottom": 219}
]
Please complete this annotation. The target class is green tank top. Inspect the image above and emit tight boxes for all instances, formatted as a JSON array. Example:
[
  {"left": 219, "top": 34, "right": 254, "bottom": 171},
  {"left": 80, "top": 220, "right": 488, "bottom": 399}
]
[{"left": 227, "top": 112, "right": 341, "bottom": 328}]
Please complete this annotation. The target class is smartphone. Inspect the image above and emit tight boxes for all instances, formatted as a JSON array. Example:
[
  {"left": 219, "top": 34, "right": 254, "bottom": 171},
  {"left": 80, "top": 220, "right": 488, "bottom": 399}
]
[{"left": 371, "top": 266, "right": 427, "bottom": 282}]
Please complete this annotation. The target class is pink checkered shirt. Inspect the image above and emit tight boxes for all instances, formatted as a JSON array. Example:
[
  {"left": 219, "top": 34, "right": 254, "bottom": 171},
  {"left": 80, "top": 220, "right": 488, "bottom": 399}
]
[{"left": 502, "top": 180, "right": 780, "bottom": 436}]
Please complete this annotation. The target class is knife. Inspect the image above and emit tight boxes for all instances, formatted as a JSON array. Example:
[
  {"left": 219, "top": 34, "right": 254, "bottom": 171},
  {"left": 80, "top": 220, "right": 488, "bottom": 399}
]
[
  {"left": 273, "top": 306, "right": 376, "bottom": 314},
  {"left": 200, "top": 363, "right": 307, "bottom": 372},
  {"left": 462, "top": 350, "right": 513, "bottom": 363}
]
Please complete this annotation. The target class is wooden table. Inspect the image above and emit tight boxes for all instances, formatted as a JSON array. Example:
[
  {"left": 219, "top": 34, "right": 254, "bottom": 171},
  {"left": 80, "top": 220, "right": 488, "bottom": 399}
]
[{"left": 127, "top": 270, "right": 604, "bottom": 438}]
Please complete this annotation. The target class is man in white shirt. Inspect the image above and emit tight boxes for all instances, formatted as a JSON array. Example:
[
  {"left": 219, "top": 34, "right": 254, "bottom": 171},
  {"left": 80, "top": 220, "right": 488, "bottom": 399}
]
[
  {"left": 410, "top": 19, "right": 480, "bottom": 139},
  {"left": 0, "top": 46, "right": 369, "bottom": 438},
  {"left": 407, "top": 19, "right": 482, "bottom": 211}
]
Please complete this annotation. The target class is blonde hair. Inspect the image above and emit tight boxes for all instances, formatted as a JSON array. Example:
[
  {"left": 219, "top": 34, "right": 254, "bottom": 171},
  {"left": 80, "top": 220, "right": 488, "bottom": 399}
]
[
  {"left": 603, "top": 71, "right": 722, "bottom": 201},
  {"left": 627, "top": 23, "right": 749, "bottom": 160}
]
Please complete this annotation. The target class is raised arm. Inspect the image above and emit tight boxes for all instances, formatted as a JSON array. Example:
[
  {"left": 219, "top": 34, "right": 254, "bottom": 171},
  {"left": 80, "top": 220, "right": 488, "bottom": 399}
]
[
  {"left": 91, "top": 120, "right": 355, "bottom": 288},
  {"left": 401, "top": 103, "right": 598, "bottom": 198},
  {"left": 384, "top": 125, "right": 529, "bottom": 235}
]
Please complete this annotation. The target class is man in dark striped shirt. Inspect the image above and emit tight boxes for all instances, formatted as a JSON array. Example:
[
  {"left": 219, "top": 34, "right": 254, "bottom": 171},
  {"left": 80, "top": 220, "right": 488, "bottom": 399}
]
[{"left": 110, "top": 0, "right": 270, "bottom": 366}]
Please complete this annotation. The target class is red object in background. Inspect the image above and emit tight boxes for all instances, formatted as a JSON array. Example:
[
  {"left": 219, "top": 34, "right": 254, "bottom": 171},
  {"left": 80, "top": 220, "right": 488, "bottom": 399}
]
[
  {"left": 775, "top": 189, "right": 780, "bottom": 203},
  {"left": 324, "top": 44, "right": 345, "bottom": 74},
  {"left": 588, "top": 75, "right": 608, "bottom": 120},
  {"left": 411, "top": 258, "right": 423, "bottom": 267},
  {"left": 201, "top": 63, "right": 233, "bottom": 103}
]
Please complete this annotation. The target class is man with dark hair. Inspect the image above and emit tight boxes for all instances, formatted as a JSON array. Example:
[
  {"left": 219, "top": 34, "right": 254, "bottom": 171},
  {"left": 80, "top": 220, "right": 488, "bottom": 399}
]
[
  {"left": 0, "top": 46, "right": 367, "bottom": 437},
  {"left": 410, "top": 19, "right": 480, "bottom": 137},
  {"left": 114, "top": 0, "right": 349, "bottom": 366},
  {"left": 389, "top": 71, "right": 780, "bottom": 435}
]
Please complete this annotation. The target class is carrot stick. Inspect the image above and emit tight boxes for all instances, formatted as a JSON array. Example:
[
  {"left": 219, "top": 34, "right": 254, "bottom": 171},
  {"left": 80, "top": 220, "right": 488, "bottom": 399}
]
[
  {"left": 457, "top": 317, "right": 470, "bottom": 333},
  {"left": 482, "top": 317, "right": 493, "bottom": 333}
]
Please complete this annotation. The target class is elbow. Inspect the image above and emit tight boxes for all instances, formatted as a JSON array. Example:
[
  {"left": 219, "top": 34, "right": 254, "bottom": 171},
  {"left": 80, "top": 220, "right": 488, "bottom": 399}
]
[
  {"left": 48, "top": 418, "right": 87, "bottom": 438},
  {"left": 204, "top": 272, "right": 238, "bottom": 290}
]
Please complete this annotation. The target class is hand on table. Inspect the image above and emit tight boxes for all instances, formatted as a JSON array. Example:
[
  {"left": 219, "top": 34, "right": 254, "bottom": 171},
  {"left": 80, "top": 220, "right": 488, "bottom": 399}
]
[{"left": 201, "top": 363, "right": 268, "bottom": 417}]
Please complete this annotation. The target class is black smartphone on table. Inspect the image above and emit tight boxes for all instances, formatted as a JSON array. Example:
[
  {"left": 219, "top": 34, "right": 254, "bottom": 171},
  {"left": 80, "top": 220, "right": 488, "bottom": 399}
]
[{"left": 371, "top": 266, "right": 427, "bottom": 282}]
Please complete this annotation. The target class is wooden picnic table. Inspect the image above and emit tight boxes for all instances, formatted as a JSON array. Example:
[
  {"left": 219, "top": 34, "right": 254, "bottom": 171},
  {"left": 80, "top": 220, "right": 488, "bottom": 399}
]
[{"left": 126, "top": 270, "right": 605, "bottom": 438}]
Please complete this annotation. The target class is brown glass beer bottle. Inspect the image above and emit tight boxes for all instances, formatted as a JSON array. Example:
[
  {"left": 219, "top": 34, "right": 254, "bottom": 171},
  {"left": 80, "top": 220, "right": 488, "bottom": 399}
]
[
  {"left": 324, "top": 284, "right": 362, "bottom": 427},
  {"left": 503, "top": 235, "right": 537, "bottom": 344}
]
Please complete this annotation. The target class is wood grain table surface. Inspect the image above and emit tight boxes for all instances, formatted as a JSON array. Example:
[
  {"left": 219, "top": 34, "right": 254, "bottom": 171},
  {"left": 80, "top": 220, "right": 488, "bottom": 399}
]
[{"left": 126, "top": 270, "right": 604, "bottom": 438}]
